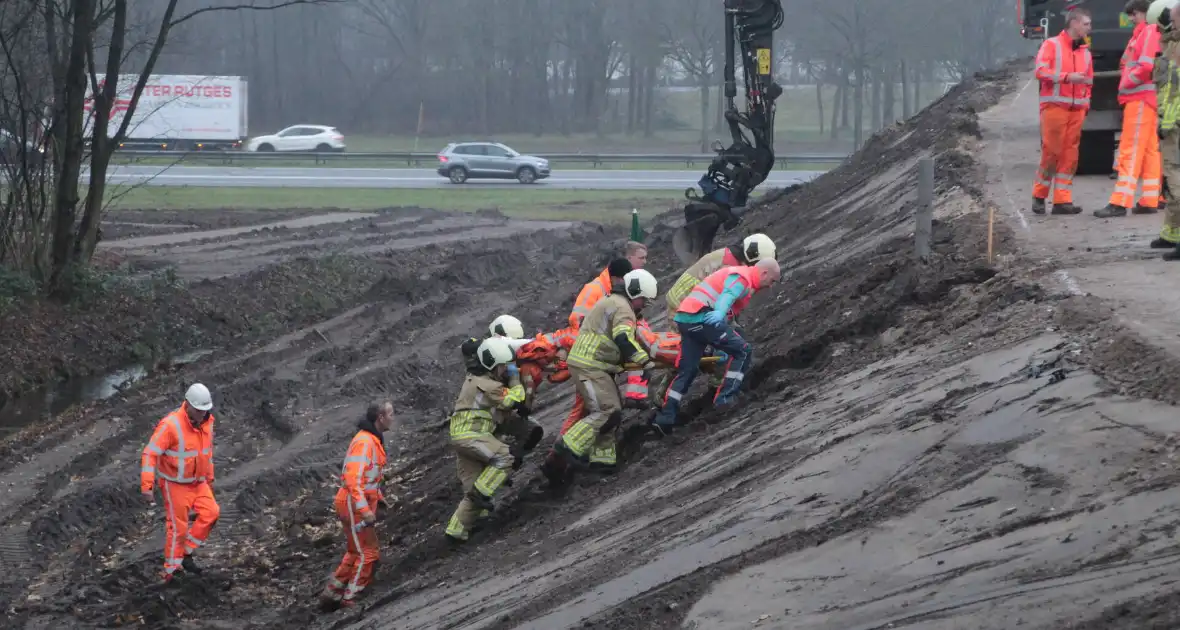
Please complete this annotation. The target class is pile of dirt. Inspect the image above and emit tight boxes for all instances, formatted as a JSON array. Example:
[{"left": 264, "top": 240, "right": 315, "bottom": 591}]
[{"left": 9, "top": 57, "right": 1179, "bottom": 630}]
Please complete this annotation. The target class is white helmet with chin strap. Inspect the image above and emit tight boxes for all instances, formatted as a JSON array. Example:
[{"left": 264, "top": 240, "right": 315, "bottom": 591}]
[
  {"left": 1149, "top": 0, "right": 1179, "bottom": 27},
  {"left": 622, "top": 269, "right": 658, "bottom": 300},
  {"left": 489, "top": 314, "right": 525, "bottom": 340},
  {"left": 185, "top": 383, "right": 213, "bottom": 412},
  {"left": 741, "top": 233, "right": 776, "bottom": 264},
  {"left": 476, "top": 337, "right": 515, "bottom": 371}
]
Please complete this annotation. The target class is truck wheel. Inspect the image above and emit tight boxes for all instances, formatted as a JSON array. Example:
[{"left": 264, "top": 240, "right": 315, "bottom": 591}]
[
  {"left": 516, "top": 166, "right": 537, "bottom": 184},
  {"left": 449, "top": 167, "right": 468, "bottom": 184},
  {"left": 257, "top": 143, "right": 274, "bottom": 152},
  {"left": 1077, "top": 131, "right": 1117, "bottom": 177}
]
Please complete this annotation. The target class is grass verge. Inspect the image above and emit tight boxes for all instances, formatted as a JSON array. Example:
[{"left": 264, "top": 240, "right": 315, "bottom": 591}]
[{"left": 104, "top": 186, "right": 683, "bottom": 224}]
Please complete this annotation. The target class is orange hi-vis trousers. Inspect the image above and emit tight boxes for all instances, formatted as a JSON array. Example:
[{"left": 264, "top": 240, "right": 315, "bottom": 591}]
[
  {"left": 328, "top": 488, "right": 379, "bottom": 602},
  {"left": 1111, "top": 100, "right": 1161, "bottom": 209},
  {"left": 160, "top": 480, "right": 220, "bottom": 576},
  {"left": 1034, "top": 107, "right": 1086, "bottom": 204}
]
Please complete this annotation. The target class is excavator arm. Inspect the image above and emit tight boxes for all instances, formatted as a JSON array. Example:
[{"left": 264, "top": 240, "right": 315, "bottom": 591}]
[{"left": 672, "top": 0, "right": 785, "bottom": 265}]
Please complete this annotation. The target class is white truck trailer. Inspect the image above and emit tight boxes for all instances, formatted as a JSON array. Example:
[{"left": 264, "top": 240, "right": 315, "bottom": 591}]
[{"left": 84, "top": 74, "right": 248, "bottom": 151}]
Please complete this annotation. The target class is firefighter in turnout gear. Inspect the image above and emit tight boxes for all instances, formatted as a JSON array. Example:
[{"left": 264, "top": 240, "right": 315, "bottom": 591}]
[
  {"left": 1148, "top": 0, "right": 1180, "bottom": 257},
  {"left": 651, "top": 259, "right": 782, "bottom": 435},
  {"left": 460, "top": 315, "right": 547, "bottom": 457},
  {"left": 444, "top": 336, "right": 527, "bottom": 543},
  {"left": 1031, "top": 6, "right": 1093, "bottom": 215},
  {"left": 557, "top": 257, "right": 634, "bottom": 436},
  {"left": 140, "top": 383, "right": 220, "bottom": 582},
  {"left": 319, "top": 402, "right": 394, "bottom": 610},
  {"left": 541, "top": 269, "right": 659, "bottom": 483}
]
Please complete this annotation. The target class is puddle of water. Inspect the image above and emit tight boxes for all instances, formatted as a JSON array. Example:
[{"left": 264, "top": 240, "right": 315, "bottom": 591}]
[{"left": 0, "top": 349, "right": 213, "bottom": 436}]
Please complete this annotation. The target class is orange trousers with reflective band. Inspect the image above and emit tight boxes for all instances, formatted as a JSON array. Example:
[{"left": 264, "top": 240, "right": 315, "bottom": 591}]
[
  {"left": 160, "top": 480, "right": 220, "bottom": 576},
  {"left": 1110, "top": 100, "right": 1161, "bottom": 209},
  {"left": 327, "top": 489, "right": 379, "bottom": 601},
  {"left": 1034, "top": 107, "right": 1085, "bottom": 204}
]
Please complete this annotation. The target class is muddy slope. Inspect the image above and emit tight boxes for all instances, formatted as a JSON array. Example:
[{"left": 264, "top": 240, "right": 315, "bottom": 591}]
[{"left": 8, "top": 58, "right": 1180, "bottom": 630}]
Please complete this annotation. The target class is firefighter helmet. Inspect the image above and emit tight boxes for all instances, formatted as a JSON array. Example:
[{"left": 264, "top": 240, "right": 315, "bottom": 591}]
[
  {"left": 622, "top": 269, "right": 658, "bottom": 300},
  {"left": 741, "top": 233, "right": 776, "bottom": 264},
  {"left": 476, "top": 337, "right": 515, "bottom": 371},
  {"left": 1149, "top": 0, "right": 1178, "bottom": 26},
  {"left": 489, "top": 314, "right": 525, "bottom": 339}
]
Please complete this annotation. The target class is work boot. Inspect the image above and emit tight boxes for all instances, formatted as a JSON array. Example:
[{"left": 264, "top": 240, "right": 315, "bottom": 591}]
[
  {"left": 540, "top": 449, "right": 570, "bottom": 486},
  {"left": 1051, "top": 202, "right": 1082, "bottom": 215},
  {"left": 1031, "top": 197, "right": 1047, "bottom": 215},
  {"left": 1151, "top": 237, "right": 1174, "bottom": 249},
  {"left": 181, "top": 554, "right": 203, "bottom": 575},
  {"left": 1164, "top": 244, "right": 1180, "bottom": 261},
  {"left": 318, "top": 586, "right": 343, "bottom": 611},
  {"left": 1094, "top": 204, "right": 1128, "bottom": 218},
  {"left": 1133, "top": 204, "right": 1159, "bottom": 214}
]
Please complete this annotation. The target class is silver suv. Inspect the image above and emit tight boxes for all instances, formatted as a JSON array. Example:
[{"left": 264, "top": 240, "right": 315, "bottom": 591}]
[{"left": 436, "top": 142, "right": 550, "bottom": 184}]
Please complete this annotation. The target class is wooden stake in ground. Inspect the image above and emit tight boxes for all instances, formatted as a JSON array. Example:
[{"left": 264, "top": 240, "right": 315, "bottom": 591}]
[{"left": 987, "top": 206, "right": 995, "bottom": 264}]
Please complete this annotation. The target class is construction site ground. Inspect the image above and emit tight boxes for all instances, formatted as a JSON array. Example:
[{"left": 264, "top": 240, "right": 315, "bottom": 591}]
[{"left": 4, "top": 58, "right": 1180, "bottom": 629}]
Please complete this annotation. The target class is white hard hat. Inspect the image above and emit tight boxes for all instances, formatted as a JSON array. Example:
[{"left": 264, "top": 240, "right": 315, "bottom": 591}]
[
  {"left": 742, "top": 233, "right": 776, "bottom": 263},
  {"left": 1149, "top": 0, "right": 1179, "bottom": 25},
  {"left": 489, "top": 314, "right": 525, "bottom": 340},
  {"left": 185, "top": 383, "right": 213, "bottom": 411},
  {"left": 755, "top": 257, "right": 781, "bottom": 286},
  {"left": 622, "top": 269, "right": 657, "bottom": 300},
  {"left": 476, "top": 337, "right": 515, "bottom": 371}
]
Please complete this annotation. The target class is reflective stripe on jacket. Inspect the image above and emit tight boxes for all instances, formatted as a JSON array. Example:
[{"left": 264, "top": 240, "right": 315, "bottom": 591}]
[
  {"left": 1119, "top": 22, "right": 1162, "bottom": 108},
  {"left": 569, "top": 267, "right": 612, "bottom": 329},
  {"left": 1155, "top": 30, "right": 1180, "bottom": 129},
  {"left": 665, "top": 248, "right": 741, "bottom": 314},
  {"left": 340, "top": 429, "right": 386, "bottom": 517},
  {"left": 141, "top": 407, "right": 214, "bottom": 491},
  {"left": 448, "top": 373, "right": 525, "bottom": 439},
  {"left": 1035, "top": 31, "right": 1093, "bottom": 111},
  {"left": 676, "top": 265, "right": 761, "bottom": 319},
  {"left": 567, "top": 293, "right": 650, "bottom": 372}
]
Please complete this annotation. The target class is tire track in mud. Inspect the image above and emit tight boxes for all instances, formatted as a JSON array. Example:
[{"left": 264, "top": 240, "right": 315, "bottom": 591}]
[{"left": 3, "top": 209, "right": 630, "bottom": 627}]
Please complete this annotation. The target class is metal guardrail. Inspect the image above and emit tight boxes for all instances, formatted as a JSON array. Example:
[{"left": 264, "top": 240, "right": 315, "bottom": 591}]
[{"left": 111, "top": 149, "right": 849, "bottom": 168}]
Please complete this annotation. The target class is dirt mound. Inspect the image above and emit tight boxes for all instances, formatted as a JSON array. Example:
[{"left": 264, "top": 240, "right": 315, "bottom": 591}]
[{"left": 8, "top": 57, "right": 1180, "bottom": 630}]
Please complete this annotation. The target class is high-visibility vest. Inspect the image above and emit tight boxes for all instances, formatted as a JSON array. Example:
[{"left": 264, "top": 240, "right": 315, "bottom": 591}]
[
  {"left": 1035, "top": 31, "right": 1093, "bottom": 111},
  {"left": 569, "top": 267, "right": 612, "bottom": 329},
  {"left": 140, "top": 407, "right": 215, "bottom": 491},
  {"left": 666, "top": 248, "right": 741, "bottom": 315},
  {"left": 1119, "top": 22, "right": 1162, "bottom": 108},
  {"left": 677, "top": 266, "right": 760, "bottom": 319},
  {"left": 339, "top": 429, "right": 386, "bottom": 517}
]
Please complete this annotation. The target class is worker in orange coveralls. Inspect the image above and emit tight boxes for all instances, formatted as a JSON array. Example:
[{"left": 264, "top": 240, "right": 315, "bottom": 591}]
[
  {"left": 1097, "top": 0, "right": 1164, "bottom": 217},
  {"left": 1031, "top": 5, "right": 1093, "bottom": 216},
  {"left": 140, "top": 383, "right": 220, "bottom": 581},
  {"left": 319, "top": 401, "right": 395, "bottom": 610}
]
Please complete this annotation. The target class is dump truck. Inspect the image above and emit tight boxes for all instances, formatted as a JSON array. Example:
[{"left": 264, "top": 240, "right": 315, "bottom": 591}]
[{"left": 1021, "top": 0, "right": 1134, "bottom": 175}]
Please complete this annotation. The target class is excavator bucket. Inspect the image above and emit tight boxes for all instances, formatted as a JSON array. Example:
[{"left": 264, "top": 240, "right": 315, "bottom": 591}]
[{"left": 673, "top": 209, "right": 723, "bottom": 266}]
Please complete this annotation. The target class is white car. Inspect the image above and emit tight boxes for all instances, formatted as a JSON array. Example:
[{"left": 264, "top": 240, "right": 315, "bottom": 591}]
[{"left": 245, "top": 124, "right": 345, "bottom": 153}]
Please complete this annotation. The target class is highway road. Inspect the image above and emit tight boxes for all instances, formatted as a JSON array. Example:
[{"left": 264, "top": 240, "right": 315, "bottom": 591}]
[{"left": 89, "top": 165, "right": 827, "bottom": 190}]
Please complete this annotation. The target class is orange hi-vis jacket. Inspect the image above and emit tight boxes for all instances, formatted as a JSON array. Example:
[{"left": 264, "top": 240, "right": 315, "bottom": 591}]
[
  {"left": 678, "top": 266, "right": 762, "bottom": 319},
  {"left": 1119, "top": 22, "right": 1162, "bottom": 108},
  {"left": 141, "top": 406, "right": 215, "bottom": 492},
  {"left": 621, "top": 322, "right": 682, "bottom": 402},
  {"left": 568, "top": 267, "right": 612, "bottom": 329},
  {"left": 1035, "top": 30, "right": 1093, "bottom": 111},
  {"left": 337, "top": 429, "right": 387, "bottom": 519}
]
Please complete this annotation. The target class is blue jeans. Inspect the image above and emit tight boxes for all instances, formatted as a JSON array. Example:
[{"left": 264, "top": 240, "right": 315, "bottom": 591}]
[{"left": 653, "top": 317, "right": 751, "bottom": 427}]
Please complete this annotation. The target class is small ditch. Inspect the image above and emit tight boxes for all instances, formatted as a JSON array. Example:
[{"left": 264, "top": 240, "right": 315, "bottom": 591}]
[{"left": 0, "top": 349, "right": 213, "bottom": 435}]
